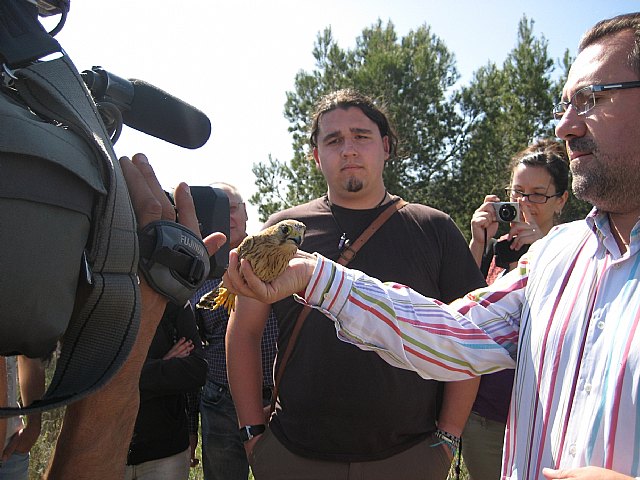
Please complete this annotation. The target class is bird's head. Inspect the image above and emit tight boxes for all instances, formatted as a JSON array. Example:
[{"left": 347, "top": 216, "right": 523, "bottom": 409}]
[{"left": 274, "top": 219, "right": 306, "bottom": 247}]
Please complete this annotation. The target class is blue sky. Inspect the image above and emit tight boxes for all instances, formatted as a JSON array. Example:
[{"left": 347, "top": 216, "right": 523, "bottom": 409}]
[{"left": 49, "top": 0, "right": 639, "bottom": 232}]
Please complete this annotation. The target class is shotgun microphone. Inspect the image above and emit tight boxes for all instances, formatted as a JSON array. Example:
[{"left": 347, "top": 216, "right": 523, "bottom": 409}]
[{"left": 81, "top": 66, "right": 211, "bottom": 149}]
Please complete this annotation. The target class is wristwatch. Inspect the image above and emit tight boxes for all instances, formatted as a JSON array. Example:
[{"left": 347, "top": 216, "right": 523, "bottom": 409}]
[{"left": 239, "top": 424, "right": 266, "bottom": 442}]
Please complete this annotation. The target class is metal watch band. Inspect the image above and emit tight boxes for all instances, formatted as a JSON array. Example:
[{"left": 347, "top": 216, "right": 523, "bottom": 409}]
[{"left": 239, "top": 424, "right": 266, "bottom": 442}]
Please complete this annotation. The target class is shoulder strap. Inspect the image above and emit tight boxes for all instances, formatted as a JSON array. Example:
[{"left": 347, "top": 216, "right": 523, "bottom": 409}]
[
  {"left": 0, "top": 54, "right": 140, "bottom": 416},
  {"left": 269, "top": 197, "right": 408, "bottom": 416},
  {"left": 337, "top": 197, "right": 408, "bottom": 265}
]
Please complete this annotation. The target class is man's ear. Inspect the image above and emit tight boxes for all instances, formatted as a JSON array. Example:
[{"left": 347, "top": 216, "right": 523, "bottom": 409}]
[
  {"left": 383, "top": 136, "right": 390, "bottom": 160},
  {"left": 312, "top": 147, "right": 322, "bottom": 169}
]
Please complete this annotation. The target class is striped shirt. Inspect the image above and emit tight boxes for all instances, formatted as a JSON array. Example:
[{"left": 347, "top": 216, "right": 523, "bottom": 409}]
[{"left": 301, "top": 209, "right": 640, "bottom": 479}]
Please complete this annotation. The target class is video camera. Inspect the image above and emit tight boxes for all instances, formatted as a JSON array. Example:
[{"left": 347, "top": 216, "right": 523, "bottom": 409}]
[
  {"left": 167, "top": 186, "right": 231, "bottom": 278},
  {"left": 0, "top": 0, "right": 226, "bottom": 414}
]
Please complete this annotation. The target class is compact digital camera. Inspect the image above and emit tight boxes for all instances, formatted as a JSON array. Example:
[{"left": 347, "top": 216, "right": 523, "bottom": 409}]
[{"left": 493, "top": 202, "right": 521, "bottom": 223}]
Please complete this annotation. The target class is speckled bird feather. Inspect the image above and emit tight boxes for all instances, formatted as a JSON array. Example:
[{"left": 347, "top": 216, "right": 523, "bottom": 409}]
[{"left": 197, "top": 219, "right": 306, "bottom": 313}]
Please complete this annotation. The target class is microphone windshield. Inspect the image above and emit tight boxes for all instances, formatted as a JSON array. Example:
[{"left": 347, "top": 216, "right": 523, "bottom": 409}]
[{"left": 122, "top": 79, "right": 211, "bottom": 149}]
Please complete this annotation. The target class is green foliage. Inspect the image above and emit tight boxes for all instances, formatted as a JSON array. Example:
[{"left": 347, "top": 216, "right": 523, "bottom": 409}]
[
  {"left": 439, "top": 17, "right": 558, "bottom": 234},
  {"left": 28, "top": 407, "right": 63, "bottom": 478},
  {"left": 254, "top": 20, "right": 464, "bottom": 219},
  {"left": 27, "top": 359, "right": 63, "bottom": 479},
  {"left": 250, "top": 15, "right": 591, "bottom": 234}
]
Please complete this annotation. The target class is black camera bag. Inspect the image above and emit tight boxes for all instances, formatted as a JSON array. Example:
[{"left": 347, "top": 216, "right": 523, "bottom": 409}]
[{"left": 0, "top": 4, "right": 140, "bottom": 415}]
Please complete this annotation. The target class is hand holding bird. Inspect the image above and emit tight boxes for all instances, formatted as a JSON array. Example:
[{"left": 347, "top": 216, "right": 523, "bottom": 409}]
[{"left": 197, "top": 219, "right": 306, "bottom": 313}]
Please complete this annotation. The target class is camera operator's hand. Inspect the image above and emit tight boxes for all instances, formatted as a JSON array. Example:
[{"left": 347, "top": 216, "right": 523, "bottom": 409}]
[
  {"left": 507, "top": 201, "right": 544, "bottom": 251},
  {"left": 119, "top": 152, "right": 226, "bottom": 334},
  {"left": 121, "top": 153, "right": 180, "bottom": 228},
  {"left": 121, "top": 153, "right": 226, "bottom": 252},
  {"left": 469, "top": 194, "right": 501, "bottom": 266}
]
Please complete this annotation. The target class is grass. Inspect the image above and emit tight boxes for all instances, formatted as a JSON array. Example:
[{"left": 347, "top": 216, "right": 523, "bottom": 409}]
[{"left": 28, "top": 406, "right": 63, "bottom": 479}]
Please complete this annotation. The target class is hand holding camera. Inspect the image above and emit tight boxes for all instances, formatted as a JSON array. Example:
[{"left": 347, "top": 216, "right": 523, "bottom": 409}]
[
  {"left": 470, "top": 195, "right": 502, "bottom": 245},
  {"left": 506, "top": 201, "right": 545, "bottom": 251},
  {"left": 470, "top": 195, "right": 543, "bottom": 257}
]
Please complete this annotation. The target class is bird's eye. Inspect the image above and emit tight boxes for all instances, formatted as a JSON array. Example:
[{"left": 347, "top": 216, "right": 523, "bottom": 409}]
[{"left": 281, "top": 225, "right": 290, "bottom": 235}]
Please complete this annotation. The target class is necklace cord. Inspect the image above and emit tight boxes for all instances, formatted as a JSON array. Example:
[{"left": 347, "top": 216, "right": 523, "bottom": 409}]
[{"left": 326, "top": 190, "right": 390, "bottom": 250}]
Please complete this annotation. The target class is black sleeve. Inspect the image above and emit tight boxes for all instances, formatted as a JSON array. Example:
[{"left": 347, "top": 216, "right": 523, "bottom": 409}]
[
  {"left": 437, "top": 216, "right": 487, "bottom": 303},
  {"left": 139, "top": 304, "right": 208, "bottom": 397},
  {"left": 186, "top": 389, "right": 201, "bottom": 435},
  {"left": 480, "top": 238, "right": 497, "bottom": 278}
]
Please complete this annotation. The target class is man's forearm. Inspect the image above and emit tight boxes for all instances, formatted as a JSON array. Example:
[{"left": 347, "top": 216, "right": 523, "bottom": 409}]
[
  {"left": 468, "top": 239, "right": 484, "bottom": 268},
  {"left": 226, "top": 328, "right": 267, "bottom": 427},
  {"left": 438, "top": 378, "right": 481, "bottom": 437},
  {"left": 45, "top": 283, "right": 166, "bottom": 479},
  {"left": 302, "top": 255, "right": 516, "bottom": 380}
]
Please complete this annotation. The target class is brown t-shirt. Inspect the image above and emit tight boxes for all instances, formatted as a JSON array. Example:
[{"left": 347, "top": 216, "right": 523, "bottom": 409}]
[{"left": 265, "top": 196, "right": 485, "bottom": 461}]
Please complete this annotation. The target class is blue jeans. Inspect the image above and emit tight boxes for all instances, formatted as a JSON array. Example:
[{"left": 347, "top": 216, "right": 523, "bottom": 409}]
[
  {"left": 200, "top": 380, "right": 250, "bottom": 480},
  {"left": 0, "top": 452, "right": 29, "bottom": 480}
]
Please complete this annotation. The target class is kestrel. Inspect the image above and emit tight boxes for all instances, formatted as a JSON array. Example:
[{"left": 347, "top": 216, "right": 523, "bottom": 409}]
[{"left": 197, "top": 219, "right": 306, "bottom": 313}]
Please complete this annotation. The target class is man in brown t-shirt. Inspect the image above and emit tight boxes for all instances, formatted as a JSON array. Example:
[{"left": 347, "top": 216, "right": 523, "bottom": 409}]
[{"left": 226, "top": 89, "right": 485, "bottom": 479}]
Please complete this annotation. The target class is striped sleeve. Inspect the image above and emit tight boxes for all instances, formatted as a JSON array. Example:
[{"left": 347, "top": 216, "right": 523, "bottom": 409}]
[{"left": 301, "top": 254, "right": 518, "bottom": 380}]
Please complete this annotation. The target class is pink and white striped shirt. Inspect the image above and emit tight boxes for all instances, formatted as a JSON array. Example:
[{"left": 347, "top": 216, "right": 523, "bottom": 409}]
[{"left": 301, "top": 209, "right": 640, "bottom": 479}]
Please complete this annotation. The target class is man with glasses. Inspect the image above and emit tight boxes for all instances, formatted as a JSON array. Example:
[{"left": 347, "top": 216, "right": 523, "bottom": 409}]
[
  {"left": 553, "top": 81, "right": 640, "bottom": 119},
  {"left": 223, "top": 13, "right": 640, "bottom": 479},
  {"left": 190, "top": 183, "right": 278, "bottom": 480}
]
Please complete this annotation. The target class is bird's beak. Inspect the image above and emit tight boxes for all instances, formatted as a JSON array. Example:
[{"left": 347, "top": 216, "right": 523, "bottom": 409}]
[{"left": 291, "top": 234, "right": 304, "bottom": 246}]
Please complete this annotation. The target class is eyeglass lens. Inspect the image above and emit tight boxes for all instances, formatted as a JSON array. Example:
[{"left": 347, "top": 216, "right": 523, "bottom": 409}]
[
  {"left": 506, "top": 189, "right": 553, "bottom": 204},
  {"left": 553, "top": 86, "right": 594, "bottom": 119}
]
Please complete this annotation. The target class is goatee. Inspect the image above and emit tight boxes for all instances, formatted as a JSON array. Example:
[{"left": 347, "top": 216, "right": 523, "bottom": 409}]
[{"left": 346, "top": 177, "right": 363, "bottom": 192}]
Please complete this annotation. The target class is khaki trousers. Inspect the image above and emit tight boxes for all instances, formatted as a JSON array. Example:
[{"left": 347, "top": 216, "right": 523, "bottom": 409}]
[{"left": 249, "top": 428, "right": 451, "bottom": 480}]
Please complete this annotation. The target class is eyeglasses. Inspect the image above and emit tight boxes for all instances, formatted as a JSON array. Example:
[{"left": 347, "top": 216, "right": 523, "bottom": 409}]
[
  {"left": 505, "top": 188, "right": 562, "bottom": 204},
  {"left": 552, "top": 81, "right": 640, "bottom": 120},
  {"left": 229, "top": 201, "right": 245, "bottom": 213}
]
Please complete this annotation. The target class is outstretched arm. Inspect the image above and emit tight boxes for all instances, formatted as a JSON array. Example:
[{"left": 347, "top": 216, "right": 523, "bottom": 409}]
[{"left": 226, "top": 252, "right": 518, "bottom": 382}]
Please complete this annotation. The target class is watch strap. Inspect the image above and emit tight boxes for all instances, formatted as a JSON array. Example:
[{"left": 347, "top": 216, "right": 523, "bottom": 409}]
[{"left": 239, "top": 424, "right": 266, "bottom": 442}]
